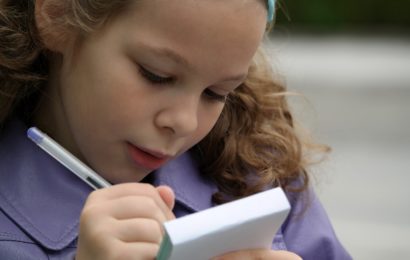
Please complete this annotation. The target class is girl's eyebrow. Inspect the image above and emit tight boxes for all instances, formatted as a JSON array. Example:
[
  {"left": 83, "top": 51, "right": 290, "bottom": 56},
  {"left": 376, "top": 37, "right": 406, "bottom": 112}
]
[{"left": 137, "top": 43, "right": 190, "bottom": 67}]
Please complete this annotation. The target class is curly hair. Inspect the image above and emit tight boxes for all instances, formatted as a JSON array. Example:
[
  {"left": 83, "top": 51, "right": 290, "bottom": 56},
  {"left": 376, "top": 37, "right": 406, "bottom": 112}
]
[
  {"left": 0, "top": 1, "right": 44, "bottom": 123},
  {"left": 197, "top": 49, "right": 318, "bottom": 203},
  {"left": 0, "top": 0, "right": 326, "bottom": 204}
]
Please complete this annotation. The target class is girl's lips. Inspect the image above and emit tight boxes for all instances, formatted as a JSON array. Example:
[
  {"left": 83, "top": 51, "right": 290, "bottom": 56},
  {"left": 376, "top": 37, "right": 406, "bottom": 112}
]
[{"left": 127, "top": 143, "right": 169, "bottom": 170}]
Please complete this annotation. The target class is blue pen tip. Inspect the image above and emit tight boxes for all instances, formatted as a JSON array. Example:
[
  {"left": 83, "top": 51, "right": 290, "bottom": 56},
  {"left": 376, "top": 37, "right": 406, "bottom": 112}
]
[{"left": 27, "top": 127, "right": 44, "bottom": 143}]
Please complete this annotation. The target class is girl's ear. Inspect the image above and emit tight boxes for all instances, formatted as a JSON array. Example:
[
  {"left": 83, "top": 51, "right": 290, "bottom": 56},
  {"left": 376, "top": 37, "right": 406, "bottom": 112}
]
[{"left": 34, "top": 0, "right": 71, "bottom": 52}]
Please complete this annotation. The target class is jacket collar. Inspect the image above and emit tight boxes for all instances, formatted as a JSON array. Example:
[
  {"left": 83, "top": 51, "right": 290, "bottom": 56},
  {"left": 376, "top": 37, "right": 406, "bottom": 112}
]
[
  {"left": 0, "top": 118, "right": 92, "bottom": 250},
  {"left": 0, "top": 118, "right": 217, "bottom": 250},
  {"left": 152, "top": 152, "right": 218, "bottom": 212}
]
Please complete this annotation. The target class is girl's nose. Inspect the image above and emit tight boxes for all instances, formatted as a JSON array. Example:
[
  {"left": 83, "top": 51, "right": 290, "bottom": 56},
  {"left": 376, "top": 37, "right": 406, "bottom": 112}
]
[{"left": 155, "top": 96, "right": 199, "bottom": 137}]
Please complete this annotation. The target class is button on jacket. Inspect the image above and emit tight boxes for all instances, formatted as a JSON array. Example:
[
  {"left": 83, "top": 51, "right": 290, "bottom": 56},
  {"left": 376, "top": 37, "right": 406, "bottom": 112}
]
[{"left": 0, "top": 118, "right": 352, "bottom": 259}]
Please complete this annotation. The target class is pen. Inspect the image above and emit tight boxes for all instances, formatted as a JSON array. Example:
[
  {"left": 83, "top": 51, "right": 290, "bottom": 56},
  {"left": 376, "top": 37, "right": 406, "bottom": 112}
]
[{"left": 27, "top": 127, "right": 111, "bottom": 190}]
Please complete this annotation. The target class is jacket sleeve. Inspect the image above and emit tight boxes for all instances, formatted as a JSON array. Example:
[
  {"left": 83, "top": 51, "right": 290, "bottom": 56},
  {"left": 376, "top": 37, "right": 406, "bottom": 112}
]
[{"left": 282, "top": 187, "right": 352, "bottom": 260}]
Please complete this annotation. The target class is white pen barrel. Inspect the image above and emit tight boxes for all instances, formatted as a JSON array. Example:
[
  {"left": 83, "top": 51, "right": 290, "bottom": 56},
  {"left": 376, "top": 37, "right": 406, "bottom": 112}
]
[{"left": 27, "top": 127, "right": 111, "bottom": 189}]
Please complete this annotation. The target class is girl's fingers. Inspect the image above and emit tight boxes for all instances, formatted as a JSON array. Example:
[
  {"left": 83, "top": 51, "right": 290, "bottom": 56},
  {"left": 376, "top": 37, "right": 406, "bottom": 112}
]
[
  {"left": 213, "top": 249, "right": 302, "bottom": 260},
  {"left": 86, "top": 183, "right": 175, "bottom": 220},
  {"left": 156, "top": 185, "right": 175, "bottom": 212},
  {"left": 87, "top": 183, "right": 160, "bottom": 202},
  {"left": 121, "top": 242, "right": 160, "bottom": 260},
  {"left": 114, "top": 218, "right": 163, "bottom": 244},
  {"left": 103, "top": 240, "right": 160, "bottom": 260},
  {"left": 78, "top": 183, "right": 175, "bottom": 260},
  {"left": 271, "top": 250, "right": 303, "bottom": 260},
  {"left": 98, "top": 195, "right": 169, "bottom": 222}
]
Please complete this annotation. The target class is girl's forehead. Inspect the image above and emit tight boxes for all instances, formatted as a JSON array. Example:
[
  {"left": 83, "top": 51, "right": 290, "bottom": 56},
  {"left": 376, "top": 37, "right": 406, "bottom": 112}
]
[
  {"left": 87, "top": 0, "right": 268, "bottom": 80},
  {"left": 116, "top": 0, "right": 268, "bottom": 35},
  {"left": 122, "top": 0, "right": 268, "bottom": 20},
  {"left": 115, "top": 0, "right": 267, "bottom": 52}
]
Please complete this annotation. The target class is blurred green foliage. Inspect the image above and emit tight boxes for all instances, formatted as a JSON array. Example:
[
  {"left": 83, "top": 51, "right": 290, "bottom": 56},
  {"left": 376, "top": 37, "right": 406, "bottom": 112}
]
[{"left": 275, "top": 0, "right": 410, "bottom": 31}]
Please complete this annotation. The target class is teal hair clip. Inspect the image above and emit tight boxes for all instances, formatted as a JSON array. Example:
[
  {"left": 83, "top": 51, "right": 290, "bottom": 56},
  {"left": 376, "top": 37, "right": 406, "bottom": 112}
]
[{"left": 267, "top": 0, "right": 275, "bottom": 23}]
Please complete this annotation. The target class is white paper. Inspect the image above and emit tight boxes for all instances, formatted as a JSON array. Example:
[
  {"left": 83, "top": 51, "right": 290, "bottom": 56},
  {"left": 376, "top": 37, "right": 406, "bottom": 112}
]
[{"left": 157, "top": 187, "right": 290, "bottom": 260}]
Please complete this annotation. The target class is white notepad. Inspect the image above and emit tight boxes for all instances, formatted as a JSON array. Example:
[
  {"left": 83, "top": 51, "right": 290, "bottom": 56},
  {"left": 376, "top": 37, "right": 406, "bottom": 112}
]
[{"left": 157, "top": 187, "right": 290, "bottom": 260}]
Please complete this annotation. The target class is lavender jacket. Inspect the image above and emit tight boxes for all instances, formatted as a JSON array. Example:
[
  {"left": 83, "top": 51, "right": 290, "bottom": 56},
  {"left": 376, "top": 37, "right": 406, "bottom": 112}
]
[{"left": 0, "top": 118, "right": 351, "bottom": 259}]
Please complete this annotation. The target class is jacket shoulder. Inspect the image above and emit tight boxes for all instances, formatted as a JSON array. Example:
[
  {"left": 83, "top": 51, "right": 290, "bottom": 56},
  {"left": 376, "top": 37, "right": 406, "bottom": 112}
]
[{"left": 282, "top": 187, "right": 352, "bottom": 260}]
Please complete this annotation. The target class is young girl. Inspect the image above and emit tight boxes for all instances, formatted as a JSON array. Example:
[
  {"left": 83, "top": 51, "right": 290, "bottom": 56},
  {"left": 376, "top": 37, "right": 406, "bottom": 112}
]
[{"left": 0, "top": 0, "right": 351, "bottom": 259}]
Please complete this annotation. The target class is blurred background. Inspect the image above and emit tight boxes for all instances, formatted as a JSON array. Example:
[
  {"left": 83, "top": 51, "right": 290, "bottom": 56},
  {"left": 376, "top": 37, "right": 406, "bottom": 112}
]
[{"left": 266, "top": 1, "right": 410, "bottom": 259}]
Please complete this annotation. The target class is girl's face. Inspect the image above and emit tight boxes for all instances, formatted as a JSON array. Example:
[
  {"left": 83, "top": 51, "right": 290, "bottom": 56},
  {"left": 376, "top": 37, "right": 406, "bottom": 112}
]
[{"left": 38, "top": 0, "right": 267, "bottom": 183}]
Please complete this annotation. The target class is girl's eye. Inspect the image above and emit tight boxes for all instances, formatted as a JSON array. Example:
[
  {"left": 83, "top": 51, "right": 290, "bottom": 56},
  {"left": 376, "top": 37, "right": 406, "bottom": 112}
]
[
  {"left": 138, "top": 64, "right": 227, "bottom": 102},
  {"left": 203, "top": 89, "right": 227, "bottom": 103},
  {"left": 139, "top": 65, "right": 175, "bottom": 85}
]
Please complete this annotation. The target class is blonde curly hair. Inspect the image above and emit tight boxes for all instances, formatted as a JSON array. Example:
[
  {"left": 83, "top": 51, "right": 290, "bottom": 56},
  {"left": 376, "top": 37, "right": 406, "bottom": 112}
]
[{"left": 0, "top": 0, "right": 326, "bottom": 203}]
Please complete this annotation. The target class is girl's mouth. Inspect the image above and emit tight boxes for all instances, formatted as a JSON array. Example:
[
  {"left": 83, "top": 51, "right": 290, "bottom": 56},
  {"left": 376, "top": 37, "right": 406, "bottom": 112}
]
[{"left": 127, "top": 143, "right": 170, "bottom": 170}]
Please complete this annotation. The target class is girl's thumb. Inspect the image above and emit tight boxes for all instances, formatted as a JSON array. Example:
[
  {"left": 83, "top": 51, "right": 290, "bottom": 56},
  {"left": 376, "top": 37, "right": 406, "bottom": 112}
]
[{"left": 157, "top": 185, "right": 175, "bottom": 212}]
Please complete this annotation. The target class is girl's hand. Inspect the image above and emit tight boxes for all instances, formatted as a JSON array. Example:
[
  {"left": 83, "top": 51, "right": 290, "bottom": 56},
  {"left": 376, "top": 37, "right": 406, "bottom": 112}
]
[
  {"left": 75, "top": 183, "right": 175, "bottom": 260},
  {"left": 213, "top": 249, "right": 302, "bottom": 260}
]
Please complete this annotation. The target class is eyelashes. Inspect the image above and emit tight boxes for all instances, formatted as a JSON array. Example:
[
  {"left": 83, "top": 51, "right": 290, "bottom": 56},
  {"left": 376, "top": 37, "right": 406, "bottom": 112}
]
[
  {"left": 138, "top": 65, "right": 175, "bottom": 85},
  {"left": 138, "top": 65, "right": 228, "bottom": 102},
  {"left": 203, "top": 89, "right": 227, "bottom": 102}
]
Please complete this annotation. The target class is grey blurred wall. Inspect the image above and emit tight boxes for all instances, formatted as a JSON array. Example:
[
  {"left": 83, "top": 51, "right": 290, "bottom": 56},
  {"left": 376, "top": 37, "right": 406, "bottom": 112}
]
[{"left": 266, "top": 33, "right": 410, "bottom": 259}]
